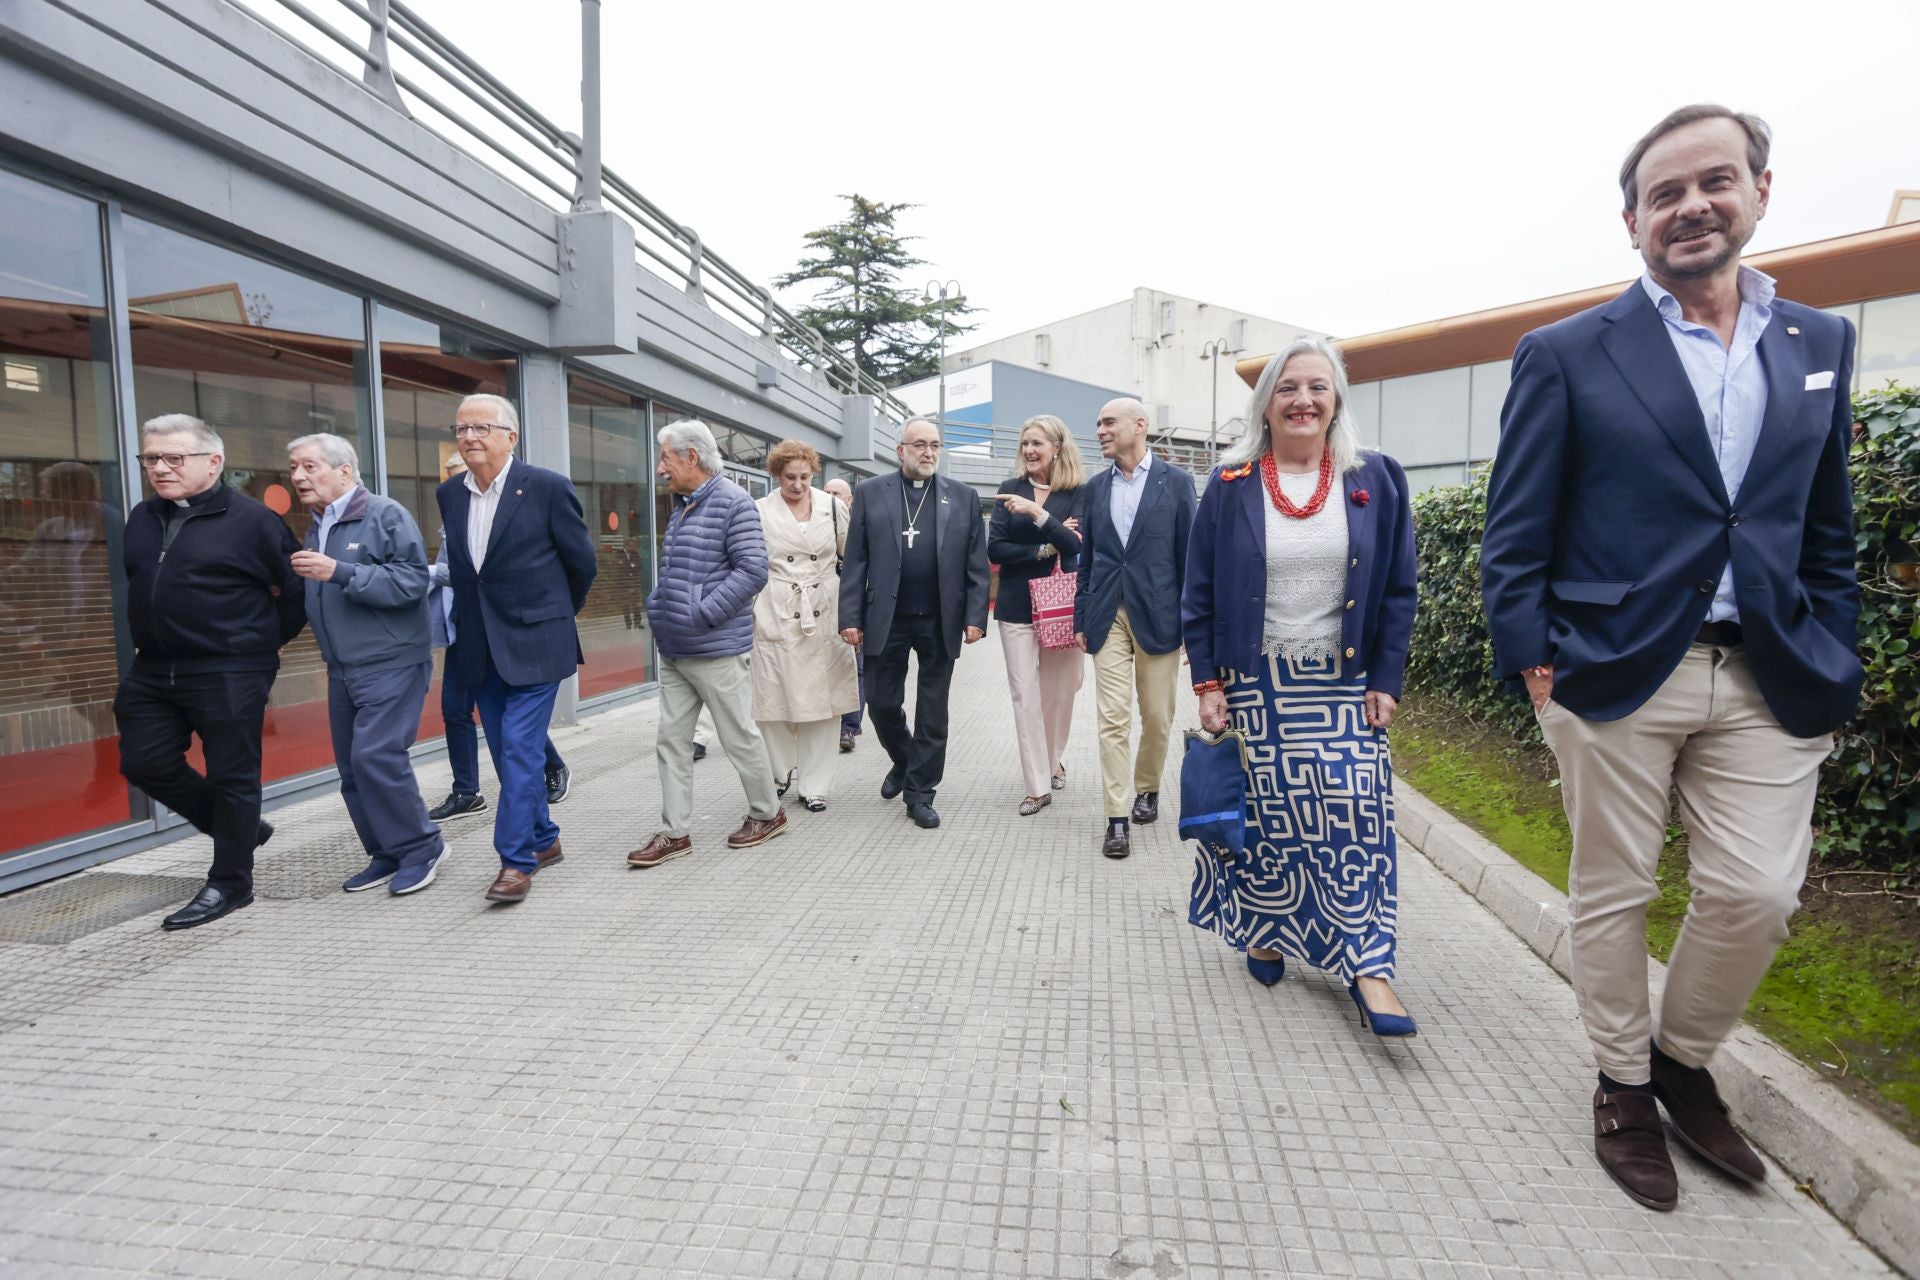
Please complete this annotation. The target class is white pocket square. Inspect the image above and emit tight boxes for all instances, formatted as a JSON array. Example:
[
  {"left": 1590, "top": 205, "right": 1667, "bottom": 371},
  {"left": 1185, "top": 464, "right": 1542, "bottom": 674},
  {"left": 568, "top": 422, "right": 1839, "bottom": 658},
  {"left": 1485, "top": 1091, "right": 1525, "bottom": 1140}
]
[{"left": 1805, "top": 370, "right": 1835, "bottom": 390}]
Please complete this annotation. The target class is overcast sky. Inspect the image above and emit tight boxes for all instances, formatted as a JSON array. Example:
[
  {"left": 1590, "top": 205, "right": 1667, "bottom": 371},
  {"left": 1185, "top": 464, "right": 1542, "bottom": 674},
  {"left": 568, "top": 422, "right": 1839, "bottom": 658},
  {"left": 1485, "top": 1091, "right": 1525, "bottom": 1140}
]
[{"left": 288, "top": 0, "right": 1919, "bottom": 344}]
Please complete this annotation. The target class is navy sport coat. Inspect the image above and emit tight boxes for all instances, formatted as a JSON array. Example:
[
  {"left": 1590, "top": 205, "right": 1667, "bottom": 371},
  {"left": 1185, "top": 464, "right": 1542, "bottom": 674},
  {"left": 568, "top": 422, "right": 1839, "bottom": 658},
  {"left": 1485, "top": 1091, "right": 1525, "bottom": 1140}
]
[
  {"left": 1480, "top": 284, "right": 1862, "bottom": 738},
  {"left": 1073, "top": 456, "right": 1197, "bottom": 655}
]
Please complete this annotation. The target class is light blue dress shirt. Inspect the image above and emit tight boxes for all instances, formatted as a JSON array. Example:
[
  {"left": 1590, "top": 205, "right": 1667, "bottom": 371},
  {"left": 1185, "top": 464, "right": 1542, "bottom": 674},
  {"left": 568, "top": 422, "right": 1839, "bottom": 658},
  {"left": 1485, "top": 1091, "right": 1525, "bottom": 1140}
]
[
  {"left": 1108, "top": 453, "right": 1155, "bottom": 547},
  {"left": 316, "top": 484, "right": 359, "bottom": 557},
  {"left": 1640, "top": 266, "right": 1775, "bottom": 624}
]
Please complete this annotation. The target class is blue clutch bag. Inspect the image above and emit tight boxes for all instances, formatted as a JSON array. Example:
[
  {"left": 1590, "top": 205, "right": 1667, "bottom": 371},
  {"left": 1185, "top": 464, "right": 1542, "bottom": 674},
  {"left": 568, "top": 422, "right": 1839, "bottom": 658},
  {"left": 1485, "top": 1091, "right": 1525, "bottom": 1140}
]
[{"left": 1178, "top": 728, "right": 1250, "bottom": 860}]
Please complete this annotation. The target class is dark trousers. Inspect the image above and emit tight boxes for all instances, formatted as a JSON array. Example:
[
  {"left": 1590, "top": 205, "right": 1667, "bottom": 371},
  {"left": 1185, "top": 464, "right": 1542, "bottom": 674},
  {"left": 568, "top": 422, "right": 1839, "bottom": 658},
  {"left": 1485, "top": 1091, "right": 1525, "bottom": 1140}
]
[
  {"left": 471, "top": 651, "right": 561, "bottom": 873},
  {"left": 867, "top": 613, "right": 956, "bottom": 805},
  {"left": 330, "top": 661, "right": 443, "bottom": 873},
  {"left": 114, "top": 664, "right": 274, "bottom": 893},
  {"left": 443, "top": 642, "right": 563, "bottom": 795},
  {"left": 842, "top": 647, "right": 865, "bottom": 734}
]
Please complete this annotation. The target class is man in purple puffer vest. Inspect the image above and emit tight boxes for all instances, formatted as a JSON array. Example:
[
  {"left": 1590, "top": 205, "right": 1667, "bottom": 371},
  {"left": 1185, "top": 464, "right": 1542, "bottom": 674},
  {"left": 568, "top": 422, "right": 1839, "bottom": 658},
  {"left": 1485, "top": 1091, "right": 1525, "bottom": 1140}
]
[{"left": 629, "top": 420, "right": 785, "bottom": 867}]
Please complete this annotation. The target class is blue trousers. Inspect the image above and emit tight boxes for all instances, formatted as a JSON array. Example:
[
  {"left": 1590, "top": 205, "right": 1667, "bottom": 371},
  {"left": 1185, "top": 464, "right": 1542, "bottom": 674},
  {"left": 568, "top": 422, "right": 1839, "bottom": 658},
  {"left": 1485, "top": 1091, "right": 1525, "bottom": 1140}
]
[
  {"left": 328, "top": 661, "right": 443, "bottom": 873},
  {"left": 471, "top": 654, "right": 561, "bottom": 873},
  {"left": 443, "top": 643, "right": 563, "bottom": 795}
]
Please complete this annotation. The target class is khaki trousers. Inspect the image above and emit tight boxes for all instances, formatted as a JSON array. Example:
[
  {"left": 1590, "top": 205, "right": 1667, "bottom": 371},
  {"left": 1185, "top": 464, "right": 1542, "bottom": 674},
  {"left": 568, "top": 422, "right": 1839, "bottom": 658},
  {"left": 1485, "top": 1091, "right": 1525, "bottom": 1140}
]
[
  {"left": 1093, "top": 606, "right": 1182, "bottom": 819},
  {"left": 657, "top": 654, "right": 778, "bottom": 837},
  {"left": 1537, "top": 643, "right": 1831, "bottom": 1083},
  {"left": 999, "top": 620, "right": 1084, "bottom": 797},
  {"left": 761, "top": 717, "right": 839, "bottom": 801}
]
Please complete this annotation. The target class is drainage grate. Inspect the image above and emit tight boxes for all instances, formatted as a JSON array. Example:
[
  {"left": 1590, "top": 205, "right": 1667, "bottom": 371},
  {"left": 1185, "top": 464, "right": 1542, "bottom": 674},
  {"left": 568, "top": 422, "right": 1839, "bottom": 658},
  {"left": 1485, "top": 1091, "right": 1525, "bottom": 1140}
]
[{"left": 0, "top": 874, "right": 204, "bottom": 945}]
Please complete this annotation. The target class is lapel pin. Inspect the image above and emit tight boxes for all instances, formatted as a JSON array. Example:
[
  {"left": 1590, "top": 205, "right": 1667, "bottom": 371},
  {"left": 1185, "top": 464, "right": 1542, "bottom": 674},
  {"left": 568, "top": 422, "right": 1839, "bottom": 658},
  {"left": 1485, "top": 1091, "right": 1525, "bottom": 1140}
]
[
  {"left": 515, "top": 489, "right": 523, "bottom": 495},
  {"left": 1786, "top": 326, "right": 1800, "bottom": 336}
]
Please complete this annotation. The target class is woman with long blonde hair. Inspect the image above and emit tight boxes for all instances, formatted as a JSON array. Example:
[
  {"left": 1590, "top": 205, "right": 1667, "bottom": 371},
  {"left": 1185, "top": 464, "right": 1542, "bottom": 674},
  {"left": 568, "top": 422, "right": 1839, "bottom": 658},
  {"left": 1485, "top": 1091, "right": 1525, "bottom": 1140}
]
[{"left": 988, "top": 414, "right": 1087, "bottom": 815}]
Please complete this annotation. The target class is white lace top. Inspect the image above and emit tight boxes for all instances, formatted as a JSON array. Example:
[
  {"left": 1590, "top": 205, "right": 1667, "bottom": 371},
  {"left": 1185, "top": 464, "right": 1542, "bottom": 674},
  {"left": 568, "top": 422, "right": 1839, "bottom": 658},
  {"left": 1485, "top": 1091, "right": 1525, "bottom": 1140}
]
[{"left": 1262, "top": 469, "right": 1349, "bottom": 662}]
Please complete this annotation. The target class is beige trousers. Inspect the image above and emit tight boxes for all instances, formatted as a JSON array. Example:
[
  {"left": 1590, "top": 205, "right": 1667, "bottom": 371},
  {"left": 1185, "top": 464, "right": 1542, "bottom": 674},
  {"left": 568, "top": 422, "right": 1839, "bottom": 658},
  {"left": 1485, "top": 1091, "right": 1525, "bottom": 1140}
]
[
  {"left": 1537, "top": 643, "right": 1831, "bottom": 1083},
  {"left": 999, "top": 620, "right": 1085, "bottom": 797},
  {"left": 761, "top": 717, "right": 839, "bottom": 801},
  {"left": 1093, "top": 606, "right": 1182, "bottom": 819},
  {"left": 657, "top": 655, "right": 778, "bottom": 837}
]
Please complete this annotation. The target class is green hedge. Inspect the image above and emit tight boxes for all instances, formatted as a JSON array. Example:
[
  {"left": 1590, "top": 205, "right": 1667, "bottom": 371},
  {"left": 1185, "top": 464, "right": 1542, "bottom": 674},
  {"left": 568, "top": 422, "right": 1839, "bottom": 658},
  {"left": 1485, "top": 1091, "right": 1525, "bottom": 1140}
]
[{"left": 1404, "top": 385, "right": 1920, "bottom": 872}]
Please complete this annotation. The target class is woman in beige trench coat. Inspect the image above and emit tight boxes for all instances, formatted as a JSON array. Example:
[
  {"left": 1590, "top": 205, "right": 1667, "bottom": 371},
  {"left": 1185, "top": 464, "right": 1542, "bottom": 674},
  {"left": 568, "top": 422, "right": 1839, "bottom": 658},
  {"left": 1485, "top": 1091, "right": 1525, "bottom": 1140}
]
[{"left": 752, "top": 440, "right": 860, "bottom": 811}]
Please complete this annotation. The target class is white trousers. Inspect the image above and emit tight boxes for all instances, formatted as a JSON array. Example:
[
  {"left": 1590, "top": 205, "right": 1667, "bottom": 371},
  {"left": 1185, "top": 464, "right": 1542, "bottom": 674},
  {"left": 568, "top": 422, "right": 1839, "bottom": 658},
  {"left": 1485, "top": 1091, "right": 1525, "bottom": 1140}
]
[
  {"left": 999, "top": 620, "right": 1084, "bottom": 797},
  {"left": 1537, "top": 643, "right": 1831, "bottom": 1083},
  {"left": 760, "top": 717, "right": 840, "bottom": 801}
]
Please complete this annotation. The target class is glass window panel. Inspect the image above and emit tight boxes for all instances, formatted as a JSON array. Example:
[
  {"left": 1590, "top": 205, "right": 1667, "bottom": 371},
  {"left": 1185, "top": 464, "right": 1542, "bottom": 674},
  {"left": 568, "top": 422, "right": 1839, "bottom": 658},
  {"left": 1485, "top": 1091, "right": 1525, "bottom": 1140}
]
[
  {"left": 651, "top": 401, "right": 696, "bottom": 567},
  {"left": 1346, "top": 381, "right": 1381, "bottom": 448},
  {"left": 1403, "top": 462, "right": 1468, "bottom": 495},
  {"left": 123, "top": 215, "right": 368, "bottom": 784},
  {"left": 1823, "top": 304, "right": 1863, "bottom": 391},
  {"left": 1859, "top": 294, "right": 1920, "bottom": 394},
  {"left": 0, "top": 170, "right": 138, "bottom": 856},
  {"left": 374, "top": 304, "right": 519, "bottom": 747},
  {"left": 1377, "top": 367, "right": 1471, "bottom": 467},
  {"left": 1468, "top": 360, "right": 1511, "bottom": 462},
  {"left": 568, "top": 371, "right": 653, "bottom": 700}
]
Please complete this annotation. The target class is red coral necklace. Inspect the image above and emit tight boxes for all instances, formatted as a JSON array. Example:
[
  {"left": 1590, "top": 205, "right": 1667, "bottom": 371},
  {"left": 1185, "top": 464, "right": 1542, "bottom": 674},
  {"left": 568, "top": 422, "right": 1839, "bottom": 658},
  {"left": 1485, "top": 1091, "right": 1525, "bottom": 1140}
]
[{"left": 1261, "top": 448, "right": 1334, "bottom": 519}]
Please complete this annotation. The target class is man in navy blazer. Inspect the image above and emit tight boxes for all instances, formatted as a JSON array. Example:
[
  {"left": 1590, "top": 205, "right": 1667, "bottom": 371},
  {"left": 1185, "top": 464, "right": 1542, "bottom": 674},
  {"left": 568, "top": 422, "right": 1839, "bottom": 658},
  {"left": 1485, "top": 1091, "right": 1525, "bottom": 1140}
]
[
  {"left": 1074, "top": 399, "right": 1197, "bottom": 858},
  {"left": 1482, "top": 105, "right": 1862, "bottom": 1213},
  {"left": 437, "top": 393, "right": 597, "bottom": 904}
]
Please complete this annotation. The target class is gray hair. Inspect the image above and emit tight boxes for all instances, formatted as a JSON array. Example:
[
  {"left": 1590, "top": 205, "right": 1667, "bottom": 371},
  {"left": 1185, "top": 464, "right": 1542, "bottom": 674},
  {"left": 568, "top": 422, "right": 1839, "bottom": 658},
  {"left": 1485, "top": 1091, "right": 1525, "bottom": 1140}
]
[
  {"left": 1221, "top": 336, "right": 1364, "bottom": 476},
  {"left": 288, "top": 432, "right": 360, "bottom": 474},
  {"left": 900, "top": 415, "right": 940, "bottom": 436},
  {"left": 459, "top": 393, "right": 520, "bottom": 432},
  {"left": 141, "top": 413, "right": 224, "bottom": 456},
  {"left": 658, "top": 419, "right": 721, "bottom": 474}
]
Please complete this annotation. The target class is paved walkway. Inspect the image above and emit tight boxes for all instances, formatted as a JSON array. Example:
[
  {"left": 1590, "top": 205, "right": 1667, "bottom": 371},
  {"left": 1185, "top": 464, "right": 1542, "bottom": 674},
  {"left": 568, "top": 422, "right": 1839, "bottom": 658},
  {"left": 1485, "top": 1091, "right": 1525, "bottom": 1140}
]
[{"left": 0, "top": 633, "right": 1891, "bottom": 1278}]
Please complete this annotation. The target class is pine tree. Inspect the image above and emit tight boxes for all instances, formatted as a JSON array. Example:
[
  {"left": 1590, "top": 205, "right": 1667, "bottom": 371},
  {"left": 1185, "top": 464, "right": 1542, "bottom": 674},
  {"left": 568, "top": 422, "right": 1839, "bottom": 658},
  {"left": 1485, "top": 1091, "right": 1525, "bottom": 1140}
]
[{"left": 776, "top": 195, "right": 977, "bottom": 390}]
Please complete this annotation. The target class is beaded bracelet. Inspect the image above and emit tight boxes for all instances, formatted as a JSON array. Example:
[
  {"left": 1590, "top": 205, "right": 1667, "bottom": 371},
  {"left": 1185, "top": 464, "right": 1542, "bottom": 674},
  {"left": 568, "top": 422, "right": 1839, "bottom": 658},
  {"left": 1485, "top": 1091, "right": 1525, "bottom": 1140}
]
[{"left": 1193, "top": 679, "right": 1223, "bottom": 696}]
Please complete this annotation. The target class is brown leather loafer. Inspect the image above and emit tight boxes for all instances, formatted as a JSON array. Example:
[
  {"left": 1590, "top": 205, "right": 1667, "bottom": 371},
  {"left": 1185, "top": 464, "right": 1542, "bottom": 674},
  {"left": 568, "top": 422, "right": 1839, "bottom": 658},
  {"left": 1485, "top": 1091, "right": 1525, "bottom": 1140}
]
[
  {"left": 727, "top": 810, "right": 789, "bottom": 848},
  {"left": 1131, "top": 791, "right": 1160, "bottom": 824},
  {"left": 1593, "top": 1087, "right": 1678, "bottom": 1210},
  {"left": 484, "top": 868, "right": 531, "bottom": 903},
  {"left": 628, "top": 833, "right": 692, "bottom": 868},
  {"left": 1101, "top": 823, "right": 1131, "bottom": 859},
  {"left": 535, "top": 840, "right": 563, "bottom": 871},
  {"left": 1651, "top": 1051, "right": 1765, "bottom": 1185}
]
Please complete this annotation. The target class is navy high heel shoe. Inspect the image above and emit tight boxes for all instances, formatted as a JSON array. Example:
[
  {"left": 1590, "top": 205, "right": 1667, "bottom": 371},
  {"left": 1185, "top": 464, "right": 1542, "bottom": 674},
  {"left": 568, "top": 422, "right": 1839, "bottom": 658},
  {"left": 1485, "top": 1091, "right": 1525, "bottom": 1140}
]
[
  {"left": 1349, "top": 981, "right": 1418, "bottom": 1037},
  {"left": 1246, "top": 953, "right": 1286, "bottom": 986}
]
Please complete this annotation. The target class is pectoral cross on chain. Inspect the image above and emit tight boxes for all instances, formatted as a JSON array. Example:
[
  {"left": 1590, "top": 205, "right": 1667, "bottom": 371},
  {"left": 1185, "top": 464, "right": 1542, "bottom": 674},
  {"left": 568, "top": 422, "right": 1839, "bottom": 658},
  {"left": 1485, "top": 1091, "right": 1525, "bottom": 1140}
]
[{"left": 901, "top": 524, "right": 920, "bottom": 549}]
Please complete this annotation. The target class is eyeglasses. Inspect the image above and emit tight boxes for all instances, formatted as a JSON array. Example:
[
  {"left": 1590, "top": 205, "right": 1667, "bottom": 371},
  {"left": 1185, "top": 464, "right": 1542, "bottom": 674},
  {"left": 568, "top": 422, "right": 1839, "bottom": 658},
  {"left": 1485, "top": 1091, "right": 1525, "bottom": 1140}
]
[
  {"left": 449, "top": 423, "right": 504, "bottom": 438},
  {"left": 138, "top": 452, "right": 213, "bottom": 470},
  {"left": 903, "top": 441, "right": 942, "bottom": 453}
]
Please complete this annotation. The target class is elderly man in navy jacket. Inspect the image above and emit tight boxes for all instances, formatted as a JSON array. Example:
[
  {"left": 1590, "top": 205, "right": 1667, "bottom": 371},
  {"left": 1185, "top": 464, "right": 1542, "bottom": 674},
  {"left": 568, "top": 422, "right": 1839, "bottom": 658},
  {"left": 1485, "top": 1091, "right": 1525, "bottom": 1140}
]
[
  {"left": 289, "top": 432, "right": 444, "bottom": 897},
  {"left": 629, "top": 420, "right": 782, "bottom": 867},
  {"left": 437, "top": 394, "right": 597, "bottom": 904},
  {"left": 117, "top": 414, "right": 305, "bottom": 930},
  {"left": 1482, "top": 105, "right": 1862, "bottom": 1212},
  {"left": 1074, "top": 399, "right": 1197, "bottom": 859}
]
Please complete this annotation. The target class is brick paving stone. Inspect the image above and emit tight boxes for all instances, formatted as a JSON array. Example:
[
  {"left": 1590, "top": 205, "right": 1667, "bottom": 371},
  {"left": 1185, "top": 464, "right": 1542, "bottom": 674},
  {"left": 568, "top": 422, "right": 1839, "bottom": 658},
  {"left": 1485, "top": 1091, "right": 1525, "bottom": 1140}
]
[{"left": 0, "top": 631, "right": 1895, "bottom": 1277}]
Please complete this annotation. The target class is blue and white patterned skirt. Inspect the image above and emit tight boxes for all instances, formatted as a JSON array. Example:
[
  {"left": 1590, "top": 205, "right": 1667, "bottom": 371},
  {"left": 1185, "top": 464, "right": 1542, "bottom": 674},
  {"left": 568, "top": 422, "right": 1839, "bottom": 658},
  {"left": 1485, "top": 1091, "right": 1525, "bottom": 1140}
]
[{"left": 1188, "top": 652, "right": 1399, "bottom": 981}]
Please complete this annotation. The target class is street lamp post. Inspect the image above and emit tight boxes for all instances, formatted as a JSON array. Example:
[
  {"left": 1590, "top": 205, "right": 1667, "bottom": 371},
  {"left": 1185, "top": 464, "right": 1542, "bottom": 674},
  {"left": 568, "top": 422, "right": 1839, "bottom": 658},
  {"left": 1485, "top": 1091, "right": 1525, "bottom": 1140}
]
[
  {"left": 923, "top": 278, "right": 963, "bottom": 442},
  {"left": 1200, "top": 338, "right": 1234, "bottom": 470}
]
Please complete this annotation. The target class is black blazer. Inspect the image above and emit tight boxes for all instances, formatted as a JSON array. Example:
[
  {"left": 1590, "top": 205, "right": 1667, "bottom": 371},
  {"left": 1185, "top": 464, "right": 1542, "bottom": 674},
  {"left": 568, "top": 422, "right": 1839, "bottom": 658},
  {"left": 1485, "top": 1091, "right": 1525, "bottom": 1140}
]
[
  {"left": 1073, "top": 456, "right": 1197, "bottom": 655},
  {"left": 839, "top": 470, "right": 990, "bottom": 659},
  {"left": 1482, "top": 284, "right": 1861, "bottom": 737},
  {"left": 436, "top": 461, "right": 598, "bottom": 688},
  {"left": 987, "top": 477, "right": 1084, "bottom": 623}
]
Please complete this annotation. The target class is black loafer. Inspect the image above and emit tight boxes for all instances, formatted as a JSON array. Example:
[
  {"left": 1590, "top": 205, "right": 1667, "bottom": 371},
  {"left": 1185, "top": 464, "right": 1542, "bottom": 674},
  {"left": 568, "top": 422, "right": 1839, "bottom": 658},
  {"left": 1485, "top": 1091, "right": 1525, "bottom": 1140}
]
[
  {"left": 880, "top": 768, "right": 905, "bottom": 800},
  {"left": 1131, "top": 791, "right": 1160, "bottom": 824},
  {"left": 1102, "top": 822, "right": 1131, "bottom": 859},
  {"left": 162, "top": 884, "right": 254, "bottom": 932}
]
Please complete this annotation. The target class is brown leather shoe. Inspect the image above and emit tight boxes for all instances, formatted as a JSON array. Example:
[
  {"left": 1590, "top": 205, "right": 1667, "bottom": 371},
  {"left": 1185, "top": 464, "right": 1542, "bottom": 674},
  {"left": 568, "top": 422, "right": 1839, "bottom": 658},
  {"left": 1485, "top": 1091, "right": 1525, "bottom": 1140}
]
[
  {"left": 535, "top": 840, "right": 563, "bottom": 871},
  {"left": 1131, "top": 791, "right": 1160, "bottom": 824},
  {"left": 628, "top": 833, "right": 692, "bottom": 868},
  {"left": 727, "top": 810, "right": 789, "bottom": 848},
  {"left": 1651, "top": 1049, "right": 1765, "bottom": 1185},
  {"left": 1102, "top": 822, "right": 1131, "bottom": 859},
  {"left": 484, "top": 868, "right": 531, "bottom": 903},
  {"left": 1593, "top": 1087, "right": 1678, "bottom": 1210}
]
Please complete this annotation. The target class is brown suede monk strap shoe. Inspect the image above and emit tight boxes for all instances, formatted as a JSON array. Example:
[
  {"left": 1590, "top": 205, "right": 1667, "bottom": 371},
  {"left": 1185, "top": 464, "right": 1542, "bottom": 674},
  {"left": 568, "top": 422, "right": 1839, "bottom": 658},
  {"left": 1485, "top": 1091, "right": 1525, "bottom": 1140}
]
[
  {"left": 628, "top": 833, "right": 692, "bottom": 868},
  {"left": 535, "top": 840, "right": 563, "bottom": 871},
  {"left": 727, "top": 810, "right": 789, "bottom": 848},
  {"left": 484, "top": 868, "right": 531, "bottom": 903},
  {"left": 1651, "top": 1049, "right": 1765, "bottom": 1185},
  {"left": 1593, "top": 1087, "right": 1678, "bottom": 1211}
]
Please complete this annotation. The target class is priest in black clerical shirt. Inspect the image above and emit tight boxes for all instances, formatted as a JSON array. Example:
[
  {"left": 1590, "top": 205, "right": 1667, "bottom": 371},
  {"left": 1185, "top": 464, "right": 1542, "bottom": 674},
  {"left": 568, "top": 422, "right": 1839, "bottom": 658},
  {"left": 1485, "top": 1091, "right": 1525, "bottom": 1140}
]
[{"left": 838, "top": 417, "right": 991, "bottom": 829}]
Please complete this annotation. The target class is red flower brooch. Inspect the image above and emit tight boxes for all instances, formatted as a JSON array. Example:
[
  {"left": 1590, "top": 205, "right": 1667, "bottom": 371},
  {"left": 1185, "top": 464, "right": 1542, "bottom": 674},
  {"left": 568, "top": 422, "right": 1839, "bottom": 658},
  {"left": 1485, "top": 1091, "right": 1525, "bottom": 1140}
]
[{"left": 1350, "top": 489, "right": 1370, "bottom": 506}]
